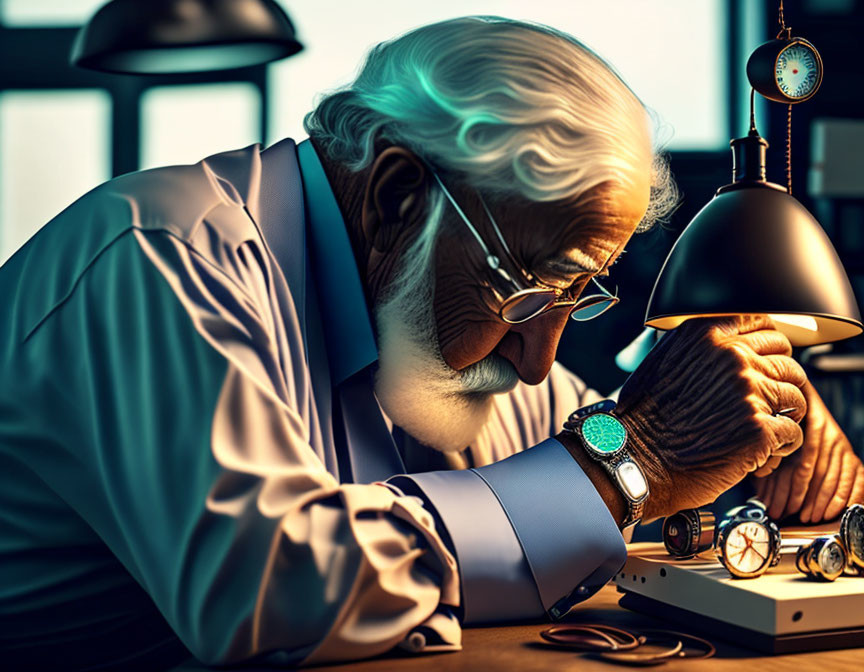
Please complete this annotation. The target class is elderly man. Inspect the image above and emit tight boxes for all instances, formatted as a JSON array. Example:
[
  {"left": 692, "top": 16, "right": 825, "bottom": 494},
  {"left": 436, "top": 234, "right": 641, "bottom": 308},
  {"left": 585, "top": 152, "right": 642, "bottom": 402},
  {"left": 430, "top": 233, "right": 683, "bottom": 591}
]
[{"left": 1, "top": 16, "right": 862, "bottom": 671}]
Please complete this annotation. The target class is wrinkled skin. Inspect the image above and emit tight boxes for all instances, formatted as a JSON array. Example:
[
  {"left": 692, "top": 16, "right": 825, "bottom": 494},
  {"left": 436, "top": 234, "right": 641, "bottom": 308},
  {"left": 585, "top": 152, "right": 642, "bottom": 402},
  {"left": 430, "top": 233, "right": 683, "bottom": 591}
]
[
  {"left": 753, "top": 380, "right": 864, "bottom": 523},
  {"left": 578, "top": 315, "right": 810, "bottom": 522}
]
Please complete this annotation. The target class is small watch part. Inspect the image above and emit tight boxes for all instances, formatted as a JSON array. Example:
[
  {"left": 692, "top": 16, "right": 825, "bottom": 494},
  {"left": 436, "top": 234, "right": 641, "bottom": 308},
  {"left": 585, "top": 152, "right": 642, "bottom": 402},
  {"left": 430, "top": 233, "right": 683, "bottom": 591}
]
[
  {"left": 715, "top": 514, "right": 781, "bottom": 579},
  {"left": 796, "top": 535, "right": 847, "bottom": 582},
  {"left": 663, "top": 509, "right": 716, "bottom": 559},
  {"left": 840, "top": 504, "right": 864, "bottom": 571}
]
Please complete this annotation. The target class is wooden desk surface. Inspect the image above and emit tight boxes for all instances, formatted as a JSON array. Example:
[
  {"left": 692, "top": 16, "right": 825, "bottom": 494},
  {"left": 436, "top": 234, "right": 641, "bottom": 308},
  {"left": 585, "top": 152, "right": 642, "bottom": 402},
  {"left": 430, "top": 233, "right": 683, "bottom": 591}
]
[{"left": 176, "top": 584, "right": 864, "bottom": 671}]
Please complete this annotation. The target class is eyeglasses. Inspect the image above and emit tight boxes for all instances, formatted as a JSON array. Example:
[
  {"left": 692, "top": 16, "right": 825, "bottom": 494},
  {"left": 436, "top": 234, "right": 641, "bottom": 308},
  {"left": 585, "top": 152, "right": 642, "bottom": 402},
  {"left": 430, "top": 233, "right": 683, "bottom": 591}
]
[{"left": 431, "top": 173, "right": 620, "bottom": 324}]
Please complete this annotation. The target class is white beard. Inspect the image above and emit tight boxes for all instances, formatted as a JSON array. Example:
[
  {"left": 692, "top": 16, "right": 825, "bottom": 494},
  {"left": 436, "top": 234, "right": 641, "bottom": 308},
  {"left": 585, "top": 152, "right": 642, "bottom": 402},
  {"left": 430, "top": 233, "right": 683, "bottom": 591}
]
[{"left": 373, "top": 257, "right": 520, "bottom": 453}]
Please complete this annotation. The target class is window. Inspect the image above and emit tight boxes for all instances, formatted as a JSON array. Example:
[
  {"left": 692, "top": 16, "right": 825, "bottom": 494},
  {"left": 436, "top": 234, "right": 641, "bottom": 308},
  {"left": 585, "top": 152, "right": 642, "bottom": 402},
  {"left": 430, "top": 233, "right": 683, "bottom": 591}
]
[
  {"left": 1, "top": 0, "right": 107, "bottom": 26},
  {"left": 0, "top": 90, "right": 110, "bottom": 264},
  {"left": 270, "top": 0, "right": 729, "bottom": 150},
  {"left": 140, "top": 83, "right": 261, "bottom": 170}
]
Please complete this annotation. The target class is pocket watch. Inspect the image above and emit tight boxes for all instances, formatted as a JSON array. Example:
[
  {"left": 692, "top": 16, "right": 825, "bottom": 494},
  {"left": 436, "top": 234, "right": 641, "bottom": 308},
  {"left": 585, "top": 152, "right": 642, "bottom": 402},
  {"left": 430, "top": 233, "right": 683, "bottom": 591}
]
[
  {"left": 715, "top": 510, "right": 781, "bottom": 579},
  {"left": 747, "top": 37, "right": 822, "bottom": 103},
  {"left": 796, "top": 535, "right": 847, "bottom": 582},
  {"left": 663, "top": 509, "right": 716, "bottom": 559},
  {"left": 839, "top": 504, "right": 864, "bottom": 572}
]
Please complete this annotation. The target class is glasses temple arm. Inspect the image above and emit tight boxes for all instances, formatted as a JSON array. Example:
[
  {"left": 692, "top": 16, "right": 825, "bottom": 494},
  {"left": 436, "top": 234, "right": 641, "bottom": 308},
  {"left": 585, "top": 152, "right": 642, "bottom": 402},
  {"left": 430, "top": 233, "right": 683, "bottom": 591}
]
[
  {"left": 478, "top": 197, "right": 528, "bottom": 276},
  {"left": 431, "top": 172, "right": 494, "bottom": 258}
]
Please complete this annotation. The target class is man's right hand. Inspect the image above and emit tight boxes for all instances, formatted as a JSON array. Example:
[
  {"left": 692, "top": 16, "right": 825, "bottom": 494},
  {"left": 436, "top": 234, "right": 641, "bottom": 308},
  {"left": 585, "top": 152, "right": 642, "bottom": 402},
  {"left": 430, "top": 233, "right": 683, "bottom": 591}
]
[{"left": 612, "top": 315, "right": 808, "bottom": 521}]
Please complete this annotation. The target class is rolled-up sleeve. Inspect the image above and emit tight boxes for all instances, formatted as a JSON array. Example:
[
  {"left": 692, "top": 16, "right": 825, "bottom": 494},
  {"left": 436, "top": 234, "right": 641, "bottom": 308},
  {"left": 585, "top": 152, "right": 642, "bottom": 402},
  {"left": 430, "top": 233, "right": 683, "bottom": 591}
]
[
  {"left": 18, "top": 228, "right": 459, "bottom": 667},
  {"left": 390, "top": 438, "right": 626, "bottom": 623}
]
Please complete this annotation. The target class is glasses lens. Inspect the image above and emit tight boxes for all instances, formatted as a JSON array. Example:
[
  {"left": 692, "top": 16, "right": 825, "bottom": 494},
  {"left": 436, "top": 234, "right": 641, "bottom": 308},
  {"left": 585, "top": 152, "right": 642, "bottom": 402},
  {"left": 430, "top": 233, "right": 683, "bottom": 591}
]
[
  {"left": 570, "top": 297, "right": 617, "bottom": 322},
  {"left": 501, "top": 290, "right": 557, "bottom": 323}
]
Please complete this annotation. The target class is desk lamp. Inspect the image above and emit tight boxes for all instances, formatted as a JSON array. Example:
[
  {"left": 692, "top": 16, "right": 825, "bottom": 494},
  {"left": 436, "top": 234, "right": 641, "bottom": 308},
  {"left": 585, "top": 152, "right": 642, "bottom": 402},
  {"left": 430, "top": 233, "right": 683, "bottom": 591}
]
[
  {"left": 645, "top": 1, "right": 862, "bottom": 346},
  {"left": 71, "top": 0, "right": 303, "bottom": 75}
]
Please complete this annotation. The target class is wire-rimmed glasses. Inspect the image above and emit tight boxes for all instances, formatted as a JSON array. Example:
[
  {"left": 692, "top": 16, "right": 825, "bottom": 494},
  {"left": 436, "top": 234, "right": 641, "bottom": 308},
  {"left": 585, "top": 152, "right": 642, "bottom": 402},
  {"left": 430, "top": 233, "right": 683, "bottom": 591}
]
[{"left": 431, "top": 172, "right": 620, "bottom": 325}]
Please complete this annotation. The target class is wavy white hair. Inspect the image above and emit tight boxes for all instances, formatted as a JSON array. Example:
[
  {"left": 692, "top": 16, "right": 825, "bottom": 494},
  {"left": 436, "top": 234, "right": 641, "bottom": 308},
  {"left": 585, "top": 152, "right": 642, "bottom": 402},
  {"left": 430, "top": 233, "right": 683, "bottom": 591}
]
[{"left": 305, "top": 15, "right": 678, "bottom": 238}]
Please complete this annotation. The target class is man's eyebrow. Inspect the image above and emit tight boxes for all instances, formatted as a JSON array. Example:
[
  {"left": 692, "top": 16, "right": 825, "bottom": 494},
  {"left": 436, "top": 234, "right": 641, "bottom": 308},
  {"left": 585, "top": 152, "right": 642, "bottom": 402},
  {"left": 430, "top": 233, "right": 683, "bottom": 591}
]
[{"left": 542, "top": 250, "right": 602, "bottom": 275}]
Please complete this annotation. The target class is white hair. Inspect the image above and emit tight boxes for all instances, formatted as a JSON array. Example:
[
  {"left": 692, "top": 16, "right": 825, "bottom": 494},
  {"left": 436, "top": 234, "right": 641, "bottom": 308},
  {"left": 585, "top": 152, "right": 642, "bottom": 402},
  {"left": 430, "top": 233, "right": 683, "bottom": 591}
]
[{"left": 305, "top": 15, "right": 678, "bottom": 241}]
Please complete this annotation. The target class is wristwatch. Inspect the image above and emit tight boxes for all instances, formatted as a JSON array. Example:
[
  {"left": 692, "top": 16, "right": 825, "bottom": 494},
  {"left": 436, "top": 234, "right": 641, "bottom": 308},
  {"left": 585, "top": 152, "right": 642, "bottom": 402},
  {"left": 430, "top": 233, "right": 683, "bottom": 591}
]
[
  {"left": 663, "top": 509, "right": 716, "bottom": 559},
  {"left": 796, "top": 535, "right": 847, "bottom": 582},
  {"left": 715, "top": 508, "right": 781, "bottom": 579},
  {"left": 563, "top": 400, "right": 649, "bottom": 538},
  {"left": 840, "top": 504, "right": 864, "bottom": 572}
]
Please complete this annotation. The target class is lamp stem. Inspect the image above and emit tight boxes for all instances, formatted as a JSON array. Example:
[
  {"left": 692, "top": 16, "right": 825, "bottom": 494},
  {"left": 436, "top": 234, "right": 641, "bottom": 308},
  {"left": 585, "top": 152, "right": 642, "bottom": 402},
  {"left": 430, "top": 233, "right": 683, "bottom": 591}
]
[
  {"left": 731, "top": 134, "right": 768, "bottom": 184},
  {"left": 749, "top": 88, "right": 758, "bottom": 136}
]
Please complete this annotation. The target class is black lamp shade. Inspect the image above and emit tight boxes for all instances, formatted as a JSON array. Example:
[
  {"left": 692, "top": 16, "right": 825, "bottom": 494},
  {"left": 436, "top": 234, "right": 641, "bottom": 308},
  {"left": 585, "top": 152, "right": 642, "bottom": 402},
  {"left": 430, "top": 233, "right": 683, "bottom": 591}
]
[
  {"left": 645, "top": 182, "right": 863, "bottom": 346},
  {"left": 71, "top": 0, "right": 303, "bottom": 75}
]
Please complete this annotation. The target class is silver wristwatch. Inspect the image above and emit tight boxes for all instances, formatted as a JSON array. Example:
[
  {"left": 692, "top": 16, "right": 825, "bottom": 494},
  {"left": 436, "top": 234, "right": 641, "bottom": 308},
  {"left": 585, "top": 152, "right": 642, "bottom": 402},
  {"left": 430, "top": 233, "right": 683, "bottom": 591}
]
[{"left": 563, "top": 400, "right": 649, "bottom": 538}]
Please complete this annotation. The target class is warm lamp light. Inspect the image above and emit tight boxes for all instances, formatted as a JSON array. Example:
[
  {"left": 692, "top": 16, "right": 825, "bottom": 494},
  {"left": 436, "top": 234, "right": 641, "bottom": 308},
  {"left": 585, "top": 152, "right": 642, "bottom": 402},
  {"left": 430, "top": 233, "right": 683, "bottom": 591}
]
[
  {"left": 71, "top": 0, "right": 303, "bottom": 75},
  {"left": 645, "top": 131, "right": 863, "bottom": 347}
]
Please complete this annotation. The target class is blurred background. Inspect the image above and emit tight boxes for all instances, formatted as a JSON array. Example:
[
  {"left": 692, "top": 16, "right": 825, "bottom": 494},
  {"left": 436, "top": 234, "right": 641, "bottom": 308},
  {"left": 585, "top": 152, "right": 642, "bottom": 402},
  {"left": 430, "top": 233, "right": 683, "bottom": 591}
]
[{"left": 1, "top": 0, "right": 863, "bottom": 448}]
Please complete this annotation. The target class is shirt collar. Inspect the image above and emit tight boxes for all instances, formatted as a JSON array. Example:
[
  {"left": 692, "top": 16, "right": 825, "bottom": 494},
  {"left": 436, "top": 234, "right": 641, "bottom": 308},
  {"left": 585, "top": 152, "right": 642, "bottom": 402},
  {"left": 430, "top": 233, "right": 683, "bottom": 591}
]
[{"left": 296, "top": 139, "right": 378, "bottom": 385}]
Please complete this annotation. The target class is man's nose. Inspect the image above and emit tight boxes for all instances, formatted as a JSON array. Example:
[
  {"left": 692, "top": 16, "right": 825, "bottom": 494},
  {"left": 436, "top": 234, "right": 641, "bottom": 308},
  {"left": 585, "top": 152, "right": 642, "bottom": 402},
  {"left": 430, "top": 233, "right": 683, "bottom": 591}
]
[{"left": 494, "top": 308, "right": 572, "bottom": 385}]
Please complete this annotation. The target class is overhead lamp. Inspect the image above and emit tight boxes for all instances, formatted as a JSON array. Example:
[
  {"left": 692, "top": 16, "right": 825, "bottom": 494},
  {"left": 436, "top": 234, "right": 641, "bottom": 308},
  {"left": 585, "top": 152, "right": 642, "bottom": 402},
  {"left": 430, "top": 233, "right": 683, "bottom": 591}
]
[
  {"left": 645, "top": 3, "right": 862, "bottom": 347},
  {"left": 645, "top": 129, "right": 862, "bottom": 346},
  {"left": 71, "top": 0, "right": 303, "bottom": 75}
]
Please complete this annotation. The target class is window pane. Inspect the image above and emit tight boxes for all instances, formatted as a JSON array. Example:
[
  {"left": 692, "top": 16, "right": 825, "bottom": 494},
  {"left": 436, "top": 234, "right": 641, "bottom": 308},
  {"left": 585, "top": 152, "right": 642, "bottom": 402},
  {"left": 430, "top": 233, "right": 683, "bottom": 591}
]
[
  {"left": 0, "top": 90, "right": 111, "bottom": 265},
  {"left": 140, "top": 83, "right": 261, "bottom": 171},
  {"left": 271, "top": 0, "right": 726, "bottom": 150},
  {"left": 1, "top": 0, "right": 106, "bottom": 26}
]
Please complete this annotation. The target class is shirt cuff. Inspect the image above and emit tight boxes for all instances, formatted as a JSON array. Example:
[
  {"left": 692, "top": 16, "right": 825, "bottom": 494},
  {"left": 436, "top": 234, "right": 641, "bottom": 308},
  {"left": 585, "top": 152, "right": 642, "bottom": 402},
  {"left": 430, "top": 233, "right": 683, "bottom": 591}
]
[{"left": 388, "top": 438, "right": 627, "bottom": 623}]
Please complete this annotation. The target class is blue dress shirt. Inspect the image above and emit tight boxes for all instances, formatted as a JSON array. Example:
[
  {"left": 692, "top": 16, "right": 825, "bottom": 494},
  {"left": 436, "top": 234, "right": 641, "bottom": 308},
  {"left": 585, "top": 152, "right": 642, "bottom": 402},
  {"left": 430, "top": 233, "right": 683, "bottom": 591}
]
[{"left": 295, "top": 140, "right": 627, "bottom": 623}]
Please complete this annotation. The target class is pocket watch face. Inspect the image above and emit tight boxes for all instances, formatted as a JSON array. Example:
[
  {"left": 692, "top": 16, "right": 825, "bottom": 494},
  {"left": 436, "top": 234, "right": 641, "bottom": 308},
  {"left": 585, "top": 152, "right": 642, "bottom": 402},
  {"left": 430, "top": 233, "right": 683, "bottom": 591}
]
[
  {"left": 776, "top": 42, "right": 821, "bottom": 100},
  {"left": 723, "top": 521, "right": 772, "bottom": 576}
]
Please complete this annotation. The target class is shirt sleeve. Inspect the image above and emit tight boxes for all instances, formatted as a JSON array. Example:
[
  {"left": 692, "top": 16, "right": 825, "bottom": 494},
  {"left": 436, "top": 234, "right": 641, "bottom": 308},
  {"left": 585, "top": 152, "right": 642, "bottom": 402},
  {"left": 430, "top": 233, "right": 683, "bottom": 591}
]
[
  {"left": 17, "top": 228, "right": 459, "bottom": 666},
  {"left": 390, "top": 440, "right": 626, "bottom": 624},
  {"left": 389, "top": 361, "right": 625, "bottom": 623}
]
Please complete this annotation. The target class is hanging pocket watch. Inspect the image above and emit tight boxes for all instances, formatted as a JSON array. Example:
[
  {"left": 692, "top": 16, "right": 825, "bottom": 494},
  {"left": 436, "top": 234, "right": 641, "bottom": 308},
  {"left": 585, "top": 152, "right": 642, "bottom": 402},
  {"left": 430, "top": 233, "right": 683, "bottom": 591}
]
[{"left": 747, "top": 37, "right": 822, "bottom": 103}]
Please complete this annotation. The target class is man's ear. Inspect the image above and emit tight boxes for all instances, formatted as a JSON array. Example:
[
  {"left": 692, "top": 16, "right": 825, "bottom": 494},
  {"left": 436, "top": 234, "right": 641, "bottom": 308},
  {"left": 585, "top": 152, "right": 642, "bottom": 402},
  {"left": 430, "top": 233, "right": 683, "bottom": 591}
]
[{"left": 361, "top": 146, "right": 428, "bottom": 253}]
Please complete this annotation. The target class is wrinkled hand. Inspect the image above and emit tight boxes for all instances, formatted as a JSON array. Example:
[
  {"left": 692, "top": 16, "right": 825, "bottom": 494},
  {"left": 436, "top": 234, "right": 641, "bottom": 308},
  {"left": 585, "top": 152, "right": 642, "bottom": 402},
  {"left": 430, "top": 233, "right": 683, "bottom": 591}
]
[
  {"left": 753, "top": 380, "right": 864, "bottom": 522},
  {"left": 614, "top": 315, "right": 807, "bottom": 521}
]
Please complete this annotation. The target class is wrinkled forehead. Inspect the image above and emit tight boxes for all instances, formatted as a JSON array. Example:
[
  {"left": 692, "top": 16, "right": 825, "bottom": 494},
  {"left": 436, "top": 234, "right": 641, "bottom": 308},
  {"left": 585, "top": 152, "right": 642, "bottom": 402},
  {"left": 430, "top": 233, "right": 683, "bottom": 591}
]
[{"left": 498, "top": 179, "right": 651, "bottom": 272}]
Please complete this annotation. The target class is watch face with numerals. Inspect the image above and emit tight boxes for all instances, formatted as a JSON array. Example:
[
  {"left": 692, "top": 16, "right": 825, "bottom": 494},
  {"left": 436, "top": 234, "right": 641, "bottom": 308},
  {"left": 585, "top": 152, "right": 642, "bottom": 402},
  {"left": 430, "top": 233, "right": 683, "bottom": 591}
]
[{"left": 580, "top": 413, "right": 626, "bottom": 456}]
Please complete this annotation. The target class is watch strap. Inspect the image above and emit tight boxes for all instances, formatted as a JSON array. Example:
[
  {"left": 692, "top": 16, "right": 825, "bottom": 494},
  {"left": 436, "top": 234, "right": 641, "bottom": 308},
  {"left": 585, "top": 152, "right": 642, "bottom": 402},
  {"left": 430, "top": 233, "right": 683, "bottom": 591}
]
[{"left": 564, "top": 402, "right": 649, "bottom": 535}]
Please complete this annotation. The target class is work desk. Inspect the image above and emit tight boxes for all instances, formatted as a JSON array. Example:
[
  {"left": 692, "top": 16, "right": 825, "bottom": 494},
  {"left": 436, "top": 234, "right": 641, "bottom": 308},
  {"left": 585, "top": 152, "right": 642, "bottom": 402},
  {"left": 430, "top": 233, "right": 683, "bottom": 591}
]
[{"left": 174, "top": 584, "right": 864, "bottom": 671}]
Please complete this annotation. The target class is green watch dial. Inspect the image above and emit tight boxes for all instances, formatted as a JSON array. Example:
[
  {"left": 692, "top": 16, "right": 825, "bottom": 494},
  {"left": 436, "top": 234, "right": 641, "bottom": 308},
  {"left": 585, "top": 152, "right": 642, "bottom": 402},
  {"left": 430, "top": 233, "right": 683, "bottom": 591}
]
[{"left": 581, "top": 413, "right": 626, "bottom": 455}]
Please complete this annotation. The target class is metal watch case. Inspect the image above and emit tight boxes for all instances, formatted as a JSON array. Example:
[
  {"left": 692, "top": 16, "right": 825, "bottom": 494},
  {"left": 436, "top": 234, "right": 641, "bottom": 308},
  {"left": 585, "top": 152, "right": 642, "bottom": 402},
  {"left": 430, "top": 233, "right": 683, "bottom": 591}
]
[
  {"left": 840, "top": 504, "right": 864, "bottom": 571},
  {"left": 715, "top": 513, "right": 781, "bottom": 579},
  {"left": 663, "top": 509, "right": 716, "bottom": 559},
  {"left": 796, "top": 535, "right": 847, "bottom": 582}
]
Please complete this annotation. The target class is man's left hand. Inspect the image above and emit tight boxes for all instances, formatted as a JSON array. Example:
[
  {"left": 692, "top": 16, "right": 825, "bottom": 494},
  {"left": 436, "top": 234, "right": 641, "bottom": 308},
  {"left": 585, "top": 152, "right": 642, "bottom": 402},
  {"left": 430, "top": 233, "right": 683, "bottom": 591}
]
[{"left": 753, "top": 380, "right": 864, "bottom": 522}]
